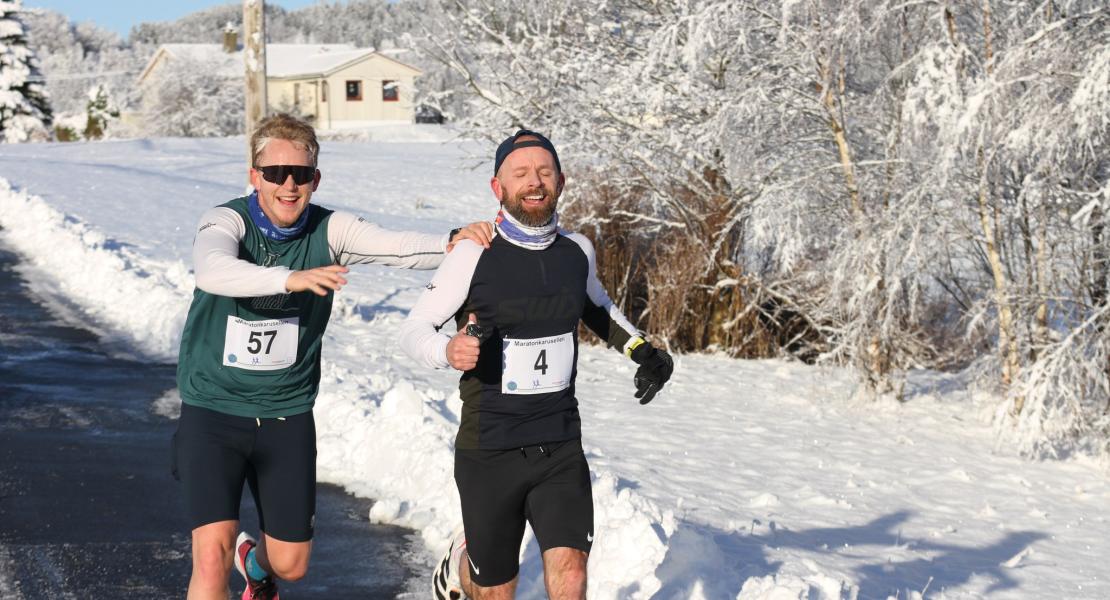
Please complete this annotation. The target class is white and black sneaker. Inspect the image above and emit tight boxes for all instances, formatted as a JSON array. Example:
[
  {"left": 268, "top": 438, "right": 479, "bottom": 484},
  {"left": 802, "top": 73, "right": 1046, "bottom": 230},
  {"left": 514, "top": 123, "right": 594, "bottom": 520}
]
[{"left": 432, "top": 526, "right": 467, "bottom": 600}]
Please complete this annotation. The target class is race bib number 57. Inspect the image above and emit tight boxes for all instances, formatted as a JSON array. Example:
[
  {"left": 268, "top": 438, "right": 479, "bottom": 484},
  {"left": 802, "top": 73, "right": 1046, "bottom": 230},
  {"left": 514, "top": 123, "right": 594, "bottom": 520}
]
[
  {"left": 502, "top": 331, "right": 574, "bottom": 395},
  {"left": 223, "top": 316, "right": 299, "bottom": 371}
]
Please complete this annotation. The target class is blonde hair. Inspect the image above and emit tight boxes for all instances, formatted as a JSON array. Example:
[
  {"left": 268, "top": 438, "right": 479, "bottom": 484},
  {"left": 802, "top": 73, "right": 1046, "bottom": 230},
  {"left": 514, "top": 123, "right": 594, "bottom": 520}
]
[{"left": 250, "top": 113, "right": 320, "bottom": 167}]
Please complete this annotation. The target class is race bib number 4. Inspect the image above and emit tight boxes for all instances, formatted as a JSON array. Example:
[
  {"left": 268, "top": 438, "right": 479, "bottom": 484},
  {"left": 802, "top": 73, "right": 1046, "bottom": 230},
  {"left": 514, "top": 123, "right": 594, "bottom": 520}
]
[
  {"left": 222, "top": 316, "right": 299, "bottom": 371},
  {"left": 502, "top": 331, "right": 574, "bottom": 395}
]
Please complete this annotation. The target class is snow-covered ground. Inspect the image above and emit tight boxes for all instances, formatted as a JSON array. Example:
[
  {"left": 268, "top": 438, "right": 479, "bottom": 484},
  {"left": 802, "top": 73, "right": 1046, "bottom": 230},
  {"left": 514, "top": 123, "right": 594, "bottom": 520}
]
[{"left": 1, "top": 133, "right": 1107, "bottom": 600}]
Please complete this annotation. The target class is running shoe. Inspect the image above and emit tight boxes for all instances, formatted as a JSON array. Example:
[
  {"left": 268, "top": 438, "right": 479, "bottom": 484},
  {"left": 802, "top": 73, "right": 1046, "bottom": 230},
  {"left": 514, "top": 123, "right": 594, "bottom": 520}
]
[
  {"left": 234, "top": 531, "right": 280, "bottom": 600},
  {"left": 432, "top": 526, "right": 467, "bottom": 600}
]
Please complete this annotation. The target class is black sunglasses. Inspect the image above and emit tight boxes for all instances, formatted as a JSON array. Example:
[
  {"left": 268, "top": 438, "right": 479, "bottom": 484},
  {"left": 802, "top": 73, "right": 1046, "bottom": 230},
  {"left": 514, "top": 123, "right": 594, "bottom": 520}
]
[{"left": 254, "top": 164, "right": 316, "bottom": 186}]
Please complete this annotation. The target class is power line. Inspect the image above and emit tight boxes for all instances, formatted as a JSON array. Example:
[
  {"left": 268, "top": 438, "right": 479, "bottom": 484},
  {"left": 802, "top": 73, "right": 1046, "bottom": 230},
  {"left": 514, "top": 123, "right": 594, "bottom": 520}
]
[{"left": 27, "top": 69, "right": 140, "bottom": 82}]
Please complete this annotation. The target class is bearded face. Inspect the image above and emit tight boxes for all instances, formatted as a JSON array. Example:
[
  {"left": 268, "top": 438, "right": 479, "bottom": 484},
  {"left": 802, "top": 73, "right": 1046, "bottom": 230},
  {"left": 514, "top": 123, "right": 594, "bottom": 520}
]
[
  {"left": 492, "top": 144, "right": 564, "bottom": 227},
  {"left": 501, "top": 184, "right": 558, "bottom": 227}
]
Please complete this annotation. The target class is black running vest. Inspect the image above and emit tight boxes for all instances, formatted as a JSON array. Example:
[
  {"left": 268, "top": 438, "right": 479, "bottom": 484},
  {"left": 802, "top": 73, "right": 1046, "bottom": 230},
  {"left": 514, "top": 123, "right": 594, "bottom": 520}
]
[{"left": 446, "top": 234, "right": 638, "bottom": 449}]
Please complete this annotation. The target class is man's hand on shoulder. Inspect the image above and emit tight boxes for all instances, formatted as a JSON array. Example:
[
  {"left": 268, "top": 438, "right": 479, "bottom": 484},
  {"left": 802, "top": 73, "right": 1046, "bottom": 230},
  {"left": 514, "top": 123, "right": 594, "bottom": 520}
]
[
  {"left": 447, "top": 313, "right": 481, "bottom": 370},
  {"left": 447, "top": 221, "right": 494, "bottom": 252},
  {"left": 285, "top": 264, "right": 349, "bottom": 296}
]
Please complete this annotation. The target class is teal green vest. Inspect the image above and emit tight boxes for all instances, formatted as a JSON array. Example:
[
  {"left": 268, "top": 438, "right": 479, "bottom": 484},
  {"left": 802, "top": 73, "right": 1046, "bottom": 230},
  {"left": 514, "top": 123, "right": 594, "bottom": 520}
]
[{"left": 176, "top": 196, "right": 335, "bottom": 418}]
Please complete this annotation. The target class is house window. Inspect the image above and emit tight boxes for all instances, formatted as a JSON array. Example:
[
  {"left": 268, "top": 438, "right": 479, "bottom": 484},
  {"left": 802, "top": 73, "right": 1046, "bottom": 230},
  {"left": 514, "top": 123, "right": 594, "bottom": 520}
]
[
  {"left": 293, "top": 83, "right": 300, "bottom": 107},
  {"left": 382, "top": 80, "right": 399, "bottom": 102},
  {"left": 346, "top": 80, "right": 362, "bottom": 101},
  {"left": 321, "top": 81, "right": 327, "bottom": 103}
]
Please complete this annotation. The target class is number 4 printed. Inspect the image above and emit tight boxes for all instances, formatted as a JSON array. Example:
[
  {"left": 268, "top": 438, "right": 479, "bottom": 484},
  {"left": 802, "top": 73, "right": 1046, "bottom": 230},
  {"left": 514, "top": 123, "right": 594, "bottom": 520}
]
[{"left": 534, "top": 349, "right": 548, "bottom": 375}]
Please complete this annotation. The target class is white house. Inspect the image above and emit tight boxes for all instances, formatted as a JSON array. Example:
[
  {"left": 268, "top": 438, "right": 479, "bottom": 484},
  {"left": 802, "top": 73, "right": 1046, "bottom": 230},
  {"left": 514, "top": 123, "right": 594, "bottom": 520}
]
[{"left": 137, "top": 39, "right": 423, "bottom": 130}]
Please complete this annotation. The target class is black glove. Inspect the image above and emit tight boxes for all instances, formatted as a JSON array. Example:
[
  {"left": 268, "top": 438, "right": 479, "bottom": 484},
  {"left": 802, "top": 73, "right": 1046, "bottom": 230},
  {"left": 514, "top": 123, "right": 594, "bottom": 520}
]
[{"left": 630, "top": 341, "right": 674, "bottom": 404}]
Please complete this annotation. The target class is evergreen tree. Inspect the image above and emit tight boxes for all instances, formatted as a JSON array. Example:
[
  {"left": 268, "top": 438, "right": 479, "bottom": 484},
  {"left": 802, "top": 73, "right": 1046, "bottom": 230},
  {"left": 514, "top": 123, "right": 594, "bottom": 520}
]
[
  {"left": 0, "top": 0, "right": 51, "bottom": 142},
  {"left": 83, "top": 83, "right": 117, "bottom": 140}
]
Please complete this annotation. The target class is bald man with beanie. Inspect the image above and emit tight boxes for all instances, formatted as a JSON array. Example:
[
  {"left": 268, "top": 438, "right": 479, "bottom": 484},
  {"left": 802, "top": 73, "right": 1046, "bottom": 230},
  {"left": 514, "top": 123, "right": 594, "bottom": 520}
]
[{"left": 399, "top": 129, "right": 674, "bottom": 600}]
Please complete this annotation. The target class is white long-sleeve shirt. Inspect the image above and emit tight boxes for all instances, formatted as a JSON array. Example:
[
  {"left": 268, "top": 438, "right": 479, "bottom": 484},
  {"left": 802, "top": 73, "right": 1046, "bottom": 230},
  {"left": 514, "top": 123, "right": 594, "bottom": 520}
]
[{"left": 191, "top": 206, "right": 449, "bottom": 297}]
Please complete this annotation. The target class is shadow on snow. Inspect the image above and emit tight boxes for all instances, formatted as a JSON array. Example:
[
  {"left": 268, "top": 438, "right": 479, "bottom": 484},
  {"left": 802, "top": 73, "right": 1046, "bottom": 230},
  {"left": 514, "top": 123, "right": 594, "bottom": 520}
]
[{"left": 650, "top": 510, "right": 1047, "bottom": 599}]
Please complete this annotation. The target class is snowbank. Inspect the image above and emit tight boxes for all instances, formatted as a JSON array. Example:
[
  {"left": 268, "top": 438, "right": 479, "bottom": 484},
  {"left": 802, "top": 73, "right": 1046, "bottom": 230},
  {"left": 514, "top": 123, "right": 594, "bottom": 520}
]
[{"left": 0, "top": 178, "right": 190, "bottom": 361}]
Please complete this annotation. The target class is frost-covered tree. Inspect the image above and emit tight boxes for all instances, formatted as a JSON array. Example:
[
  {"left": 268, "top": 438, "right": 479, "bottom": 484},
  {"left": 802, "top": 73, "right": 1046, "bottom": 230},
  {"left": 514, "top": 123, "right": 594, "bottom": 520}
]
[
  {"left": 127, "top": 1, "right": 392, "bottom": 48},
  {"left": 83, "top": 82, "right": 118, "bottom": 139},
  {"left": 428, "top": 0, "right": 1110, "bottom": 459},
  {"left": 130, "top": 4, "right": 262, "bottom": 45},
  {"left": 904, "top": 1, "right": 1110, "bottom": 455},
  {"left": 0, "top": 0, "right": 51, "bottom": 142},
  {"left": 21, "top": 8, "right": 139, "bottom": 121},
  {"left": 140, "top": 55, "right": 242, "bottom": 137},
  {"left": 701, "top": 2, "right": 949, "bottom": 397}
]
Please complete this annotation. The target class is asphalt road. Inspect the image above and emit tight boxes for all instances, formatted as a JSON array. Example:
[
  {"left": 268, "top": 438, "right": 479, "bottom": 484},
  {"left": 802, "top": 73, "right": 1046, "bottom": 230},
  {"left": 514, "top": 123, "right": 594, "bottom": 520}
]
[{"left": 0, "top": 243, "right": 418, "bottom": 599}]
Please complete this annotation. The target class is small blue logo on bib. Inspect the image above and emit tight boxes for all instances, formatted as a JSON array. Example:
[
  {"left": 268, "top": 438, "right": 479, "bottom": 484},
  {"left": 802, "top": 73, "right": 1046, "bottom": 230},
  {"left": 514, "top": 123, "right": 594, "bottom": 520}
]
[
  {"left": 507, "top": 381, "right": 518, "bottom": 391},
  {"left": 228, "top": 353, "right": 238, "bottom": 363}
]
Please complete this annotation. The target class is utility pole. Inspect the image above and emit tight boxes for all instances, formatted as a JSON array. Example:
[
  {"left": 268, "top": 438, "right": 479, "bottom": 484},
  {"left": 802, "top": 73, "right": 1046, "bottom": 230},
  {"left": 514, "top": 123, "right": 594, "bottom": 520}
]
[{"left": 243, "top": 0, "right": 267, "bottom": 173}]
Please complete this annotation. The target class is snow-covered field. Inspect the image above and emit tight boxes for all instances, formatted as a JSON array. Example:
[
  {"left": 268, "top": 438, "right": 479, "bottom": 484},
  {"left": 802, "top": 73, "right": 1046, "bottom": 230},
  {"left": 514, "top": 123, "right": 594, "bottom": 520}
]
[{"left": 0, "top": 133, "right": 1107, "bottom": 599}]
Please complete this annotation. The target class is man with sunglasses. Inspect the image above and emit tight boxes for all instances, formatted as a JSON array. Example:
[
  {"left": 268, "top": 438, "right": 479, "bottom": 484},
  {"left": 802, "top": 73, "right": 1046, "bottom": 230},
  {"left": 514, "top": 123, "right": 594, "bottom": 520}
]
[
  {"left": 172, "top": 113, "right": 492, "bottom": 600},
  {"left": 399, "top": 130, "right": 674, "bottom": 600}
]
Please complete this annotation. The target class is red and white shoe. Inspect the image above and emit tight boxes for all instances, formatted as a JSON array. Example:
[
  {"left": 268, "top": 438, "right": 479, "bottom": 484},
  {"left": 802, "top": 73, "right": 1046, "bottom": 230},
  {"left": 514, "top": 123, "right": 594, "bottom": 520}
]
[
  {"left": 234, "top": 531, "right": 280, "bottom": 600},
  {"left": 432, "top": 526, "right": 468, "bottom": 600}
]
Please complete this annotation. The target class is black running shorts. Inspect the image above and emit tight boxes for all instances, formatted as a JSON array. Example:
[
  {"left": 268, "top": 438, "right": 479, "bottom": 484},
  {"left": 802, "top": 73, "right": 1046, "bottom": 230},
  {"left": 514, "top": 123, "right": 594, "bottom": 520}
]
[
  {"left": 454, "top": 438, "right": 593, "bottom": 587},
  {"left": 171, "top": 402, "right": 317, "bottom": 542}
]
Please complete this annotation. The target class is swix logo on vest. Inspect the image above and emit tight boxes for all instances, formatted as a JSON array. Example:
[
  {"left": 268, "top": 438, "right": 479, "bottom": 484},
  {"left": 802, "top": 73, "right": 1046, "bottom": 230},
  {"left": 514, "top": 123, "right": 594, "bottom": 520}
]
[
  {"left": 249, "top": 248, "right": 297, "bottom": 311},
  {"left": 260, "top": 249, "right": 282, "bottom": 268},
  {"left": 250, "top": 293, "right": 295, "bottom": 311},
  {"left": 496, "top": 291, "right": 581, "bottom": 323}
]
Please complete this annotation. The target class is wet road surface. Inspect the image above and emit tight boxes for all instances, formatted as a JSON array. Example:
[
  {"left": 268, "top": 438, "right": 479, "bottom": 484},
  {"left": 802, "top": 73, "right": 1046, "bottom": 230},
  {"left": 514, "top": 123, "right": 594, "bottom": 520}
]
[{"left": 0, "top": 243, "right": 417, "bottom": 598}]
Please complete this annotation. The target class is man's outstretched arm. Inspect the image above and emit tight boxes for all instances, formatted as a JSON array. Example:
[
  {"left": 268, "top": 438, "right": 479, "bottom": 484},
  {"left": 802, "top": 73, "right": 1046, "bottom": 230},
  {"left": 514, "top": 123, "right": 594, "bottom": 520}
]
[
  {"left": 192, "top": 207, "right": 293, "bottom": 297},
  {"left": 192, "top": 207, "right": 349, "bottom": 298},
  {"left": 329, "top": 212, "right": 492, "bottom": 270}
]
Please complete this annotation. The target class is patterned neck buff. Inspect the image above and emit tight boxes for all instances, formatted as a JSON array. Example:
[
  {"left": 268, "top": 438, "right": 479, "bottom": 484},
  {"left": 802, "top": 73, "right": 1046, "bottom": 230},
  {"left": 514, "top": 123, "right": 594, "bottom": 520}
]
[
  {"left": 248, "top": 191, "right": 311, "bottom": 242},
  {"left": 495, "top": 208, "right": 559, "bottom": 250}
]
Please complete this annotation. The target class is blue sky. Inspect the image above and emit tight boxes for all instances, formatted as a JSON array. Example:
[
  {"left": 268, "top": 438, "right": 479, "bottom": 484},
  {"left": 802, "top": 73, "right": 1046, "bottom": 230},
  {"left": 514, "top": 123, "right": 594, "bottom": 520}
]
[{"left": 24, "top": 1, "right": 323, "bottom": 38}]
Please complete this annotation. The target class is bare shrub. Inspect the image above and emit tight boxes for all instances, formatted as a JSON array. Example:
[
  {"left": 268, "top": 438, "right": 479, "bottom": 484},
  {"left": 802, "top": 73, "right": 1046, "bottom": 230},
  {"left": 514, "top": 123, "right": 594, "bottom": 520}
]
[{"left": 564, "top": 171, "right": 822, "bottom": 359}]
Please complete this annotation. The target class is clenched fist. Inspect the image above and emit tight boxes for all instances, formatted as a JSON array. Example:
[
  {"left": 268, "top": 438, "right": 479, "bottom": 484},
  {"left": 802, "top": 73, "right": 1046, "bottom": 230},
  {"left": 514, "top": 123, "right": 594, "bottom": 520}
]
[{"left": 447, "top": 313, "right": 481, "bottom": 371}]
